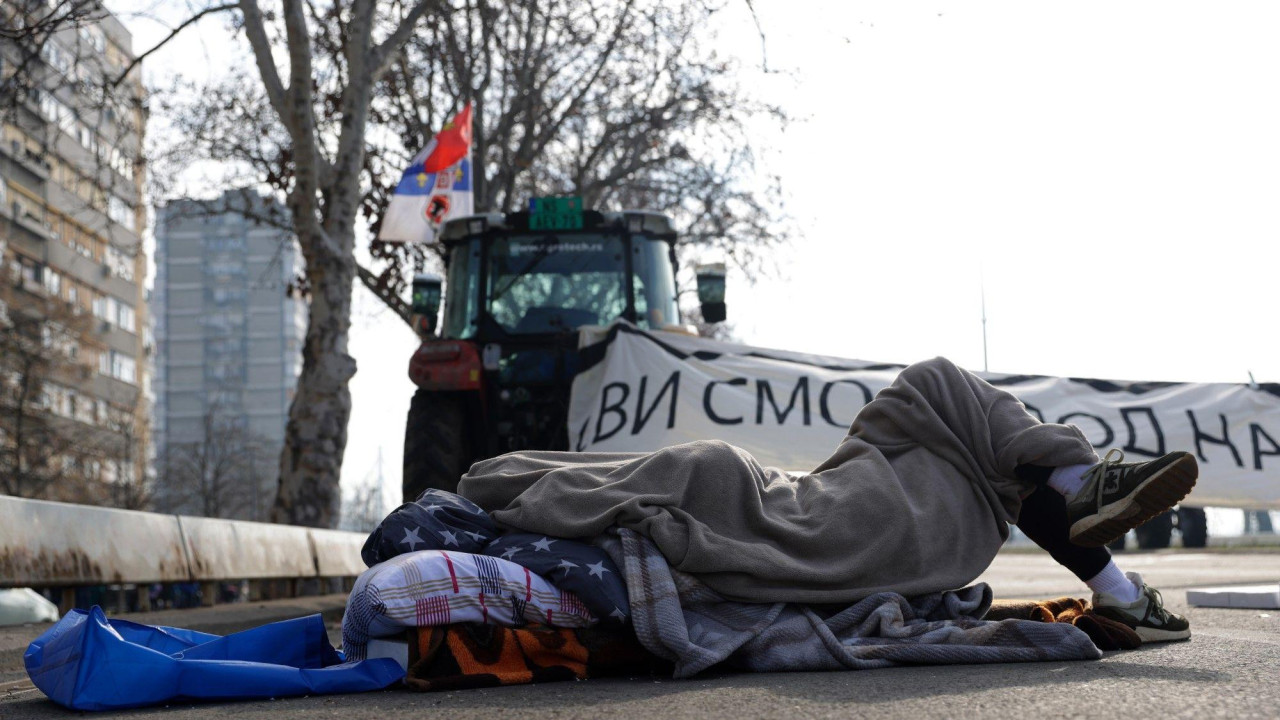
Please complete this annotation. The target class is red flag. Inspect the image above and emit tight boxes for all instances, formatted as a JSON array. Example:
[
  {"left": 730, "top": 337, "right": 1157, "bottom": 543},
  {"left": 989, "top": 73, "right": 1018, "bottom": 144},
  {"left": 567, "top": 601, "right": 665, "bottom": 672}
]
[{"left": 421, "top": 103, "right": 473, "bottom": 173}]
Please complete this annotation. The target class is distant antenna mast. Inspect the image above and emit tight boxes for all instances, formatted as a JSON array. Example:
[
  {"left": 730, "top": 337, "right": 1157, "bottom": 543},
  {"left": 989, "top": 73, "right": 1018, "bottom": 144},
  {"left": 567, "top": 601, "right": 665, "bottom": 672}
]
[
  {"left": 376, "top": 446, "right": 386, "bottom": 516},
  {"left": 980, "top": 266, "right": 989, "bottom": 373}
]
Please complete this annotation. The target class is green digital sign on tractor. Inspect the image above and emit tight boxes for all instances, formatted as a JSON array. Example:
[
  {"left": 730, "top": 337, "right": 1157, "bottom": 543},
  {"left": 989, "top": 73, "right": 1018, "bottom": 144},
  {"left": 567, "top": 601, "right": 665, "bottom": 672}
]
[{"left": 402, "top": 201, "right": 727, "bottom": 502}]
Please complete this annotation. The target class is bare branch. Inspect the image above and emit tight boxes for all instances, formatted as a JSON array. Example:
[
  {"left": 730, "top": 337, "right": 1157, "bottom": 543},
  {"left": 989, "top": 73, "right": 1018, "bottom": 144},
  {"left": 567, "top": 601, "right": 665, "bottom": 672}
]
[
  {"left": 369, "top": 0, "right": 440, "bottom": 82},
  {"left": 109, "top": 3, "right": 240, "bottom": 88},
  {"left": 238, "top": 0, "right": 291, "bottom": 124},
  {"left": 357, "top": 263, "right": 412, "bottom": 325}
]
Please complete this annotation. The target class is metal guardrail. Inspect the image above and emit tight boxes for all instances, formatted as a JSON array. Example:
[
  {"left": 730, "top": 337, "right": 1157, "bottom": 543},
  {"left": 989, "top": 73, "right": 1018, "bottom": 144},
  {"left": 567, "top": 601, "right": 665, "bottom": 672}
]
[{"left": 0, "top": 495, "right": 367, "bottom": 612}]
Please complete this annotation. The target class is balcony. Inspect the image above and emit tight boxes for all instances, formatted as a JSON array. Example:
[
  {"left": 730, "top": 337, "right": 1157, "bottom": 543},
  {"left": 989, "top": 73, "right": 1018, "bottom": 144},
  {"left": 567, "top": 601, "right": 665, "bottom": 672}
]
[
  {"left": 1, "top": 139, "right": 52, "bottom": 179},
  {"left": 8, "top": 202, "right": 53, "bottom": 242}
]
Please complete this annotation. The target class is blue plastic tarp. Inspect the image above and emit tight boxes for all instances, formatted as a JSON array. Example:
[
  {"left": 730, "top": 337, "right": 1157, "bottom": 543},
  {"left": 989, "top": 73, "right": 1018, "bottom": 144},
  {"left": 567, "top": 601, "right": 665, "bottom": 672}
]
[{"left": 24, "top": 606, "right": 405, "bottom": 711}]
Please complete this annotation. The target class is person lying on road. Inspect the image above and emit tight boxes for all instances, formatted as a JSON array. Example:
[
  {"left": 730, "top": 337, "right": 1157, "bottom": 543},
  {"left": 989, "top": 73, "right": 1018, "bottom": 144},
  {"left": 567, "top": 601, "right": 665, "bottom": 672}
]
[{"left": 459, "top": 357, "right": 1196, "bottom": 643}]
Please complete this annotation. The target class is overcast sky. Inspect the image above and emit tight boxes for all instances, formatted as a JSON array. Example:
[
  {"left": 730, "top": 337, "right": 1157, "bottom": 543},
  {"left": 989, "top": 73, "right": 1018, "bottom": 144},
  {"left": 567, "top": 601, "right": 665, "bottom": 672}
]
[{"left": 111, "top": 1, "right": 1280, "bottom": 520}]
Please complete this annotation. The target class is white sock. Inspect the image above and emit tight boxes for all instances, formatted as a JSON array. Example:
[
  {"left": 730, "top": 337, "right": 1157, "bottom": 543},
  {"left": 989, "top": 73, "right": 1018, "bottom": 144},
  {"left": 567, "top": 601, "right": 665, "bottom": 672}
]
[
  {"left": 1086, "top": 562, "right": 1141, "bottom": 603},
  {"left": 1047, "top": 463, "right": 1093, "bottom": 500}
]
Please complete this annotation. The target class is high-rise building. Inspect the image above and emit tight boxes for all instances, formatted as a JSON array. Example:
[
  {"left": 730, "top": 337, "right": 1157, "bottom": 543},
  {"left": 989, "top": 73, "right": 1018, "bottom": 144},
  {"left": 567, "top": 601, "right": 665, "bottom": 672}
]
[
  {"left": 153, "top": 191, "right": 306, "bottom": 520},
  {"left": 0, "top": 7, "right": 150, "bottom": 505}
]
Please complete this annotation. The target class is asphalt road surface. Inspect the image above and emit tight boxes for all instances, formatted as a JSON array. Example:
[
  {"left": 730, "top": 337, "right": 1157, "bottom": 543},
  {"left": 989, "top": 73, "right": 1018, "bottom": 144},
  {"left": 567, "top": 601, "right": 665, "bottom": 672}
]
[{"left": 3, "top": 549, "right": 1278, "bottom": 719}]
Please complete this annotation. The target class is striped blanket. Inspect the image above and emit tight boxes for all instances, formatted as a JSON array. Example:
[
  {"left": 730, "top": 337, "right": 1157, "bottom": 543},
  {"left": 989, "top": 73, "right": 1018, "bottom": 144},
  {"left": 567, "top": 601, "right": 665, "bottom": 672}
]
[{"left": 599, "top": 528, "right": 1101, "bottom": 678}]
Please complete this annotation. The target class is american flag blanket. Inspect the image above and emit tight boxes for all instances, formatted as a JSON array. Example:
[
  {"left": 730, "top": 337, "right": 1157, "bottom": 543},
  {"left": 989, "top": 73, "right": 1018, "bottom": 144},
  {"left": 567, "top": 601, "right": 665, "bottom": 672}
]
[{"left": 598, "top": 529, "right": 1101, "bottom": 678}]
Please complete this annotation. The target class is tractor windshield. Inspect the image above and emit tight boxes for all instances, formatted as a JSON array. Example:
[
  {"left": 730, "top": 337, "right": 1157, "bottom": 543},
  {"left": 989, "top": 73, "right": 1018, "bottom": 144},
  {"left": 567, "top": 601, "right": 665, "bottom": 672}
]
[{"left": 484, "top": 234, "right": 628, "bottom": 334}]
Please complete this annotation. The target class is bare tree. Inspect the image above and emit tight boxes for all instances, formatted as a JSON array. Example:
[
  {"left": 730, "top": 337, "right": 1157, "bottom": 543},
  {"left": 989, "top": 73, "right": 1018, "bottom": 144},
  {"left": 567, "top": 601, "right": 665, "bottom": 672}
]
[
  {"left": 363, "top": 0, "right": 791, "bottom": 321},
  {"left": 338, "top": 472, "right": 387, "bottom": 533},
  {"left": 102, "top": 402, "right": 151, "bottom": 509},
  {"left": 0, "top": 270, "right": 111, "bottom": 501},
  {"left": 158, "top": 1, "right": 783, "bottom": 527},
  {"left": 10, "top": 0, "right": 785, "bottom": 526},
  {"left": 137, "top": 0, "right": 443, "bottom": 527},
  {"left": 338, "top": 445, "right": 389, "bottom": 531},
  {"left": 155, "top": 402, "right": 272, "bottom": 519}
]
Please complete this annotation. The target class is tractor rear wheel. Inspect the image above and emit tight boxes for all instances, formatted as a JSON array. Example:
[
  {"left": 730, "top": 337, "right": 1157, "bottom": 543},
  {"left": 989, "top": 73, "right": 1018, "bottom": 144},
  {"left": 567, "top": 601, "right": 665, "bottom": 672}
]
[
  {"left": 1178, "top": 507, "right": 1208, "bottom": 548},
  {"left": 1134, "top": 510, "right": 1174, "bottom": 550},
  {"left": 403, "top": 390, "right": 472, "bottom": 502}
]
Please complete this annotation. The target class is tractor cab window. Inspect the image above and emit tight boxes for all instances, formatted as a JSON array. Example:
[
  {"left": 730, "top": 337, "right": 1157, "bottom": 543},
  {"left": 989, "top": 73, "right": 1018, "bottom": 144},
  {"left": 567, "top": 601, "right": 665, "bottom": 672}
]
[
  {"left": 632, "top": 238, "right": 679, "bottom": 329},
  {"left": 443, "top": 240, "right": 480, "bottom": 339},
  {"left": 485, "top": 234, "right": 627, "bottom": 334}
]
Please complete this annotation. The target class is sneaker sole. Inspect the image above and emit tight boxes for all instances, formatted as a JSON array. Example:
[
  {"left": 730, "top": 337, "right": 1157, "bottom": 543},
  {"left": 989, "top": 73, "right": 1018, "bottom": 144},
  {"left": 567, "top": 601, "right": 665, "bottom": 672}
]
[
  {"left": 1069, "top": 452, "right": 1199, "bottom": 548},
  {"left": 1135, "top": 625, "right": 1192, "bottom": 642}
]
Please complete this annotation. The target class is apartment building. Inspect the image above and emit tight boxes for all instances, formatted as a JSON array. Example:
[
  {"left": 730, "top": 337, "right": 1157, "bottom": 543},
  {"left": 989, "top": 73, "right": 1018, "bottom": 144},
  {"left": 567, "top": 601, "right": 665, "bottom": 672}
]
[
  {"left": 0, "top": 7, "right": 150, "bottom": 504},
  {"left": 153, "top": 192, "right": 307, "bottom": 519}
]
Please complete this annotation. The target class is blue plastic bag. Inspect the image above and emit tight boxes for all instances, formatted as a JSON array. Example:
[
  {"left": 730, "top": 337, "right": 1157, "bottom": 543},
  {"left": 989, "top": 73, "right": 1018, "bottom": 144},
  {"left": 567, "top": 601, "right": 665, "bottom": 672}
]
[{"left": 25, "top": 606, "right": 405, "bottom": 710}]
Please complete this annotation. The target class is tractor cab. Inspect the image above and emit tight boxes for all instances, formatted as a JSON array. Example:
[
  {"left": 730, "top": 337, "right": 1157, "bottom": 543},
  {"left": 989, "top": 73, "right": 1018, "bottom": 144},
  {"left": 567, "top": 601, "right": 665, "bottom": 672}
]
[
  {"left": 436, "top": 206, "right": 681, "bottom": 343},
  {"left": 403, "top": 201, "right": 722, "bottom": 501}
]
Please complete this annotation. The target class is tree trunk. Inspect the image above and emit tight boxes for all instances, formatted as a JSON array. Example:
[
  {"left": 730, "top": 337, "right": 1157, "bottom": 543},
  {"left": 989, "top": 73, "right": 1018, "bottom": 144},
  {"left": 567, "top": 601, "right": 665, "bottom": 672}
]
[{"left": 271, "top": 247, "right": 357, "bottom": 528}]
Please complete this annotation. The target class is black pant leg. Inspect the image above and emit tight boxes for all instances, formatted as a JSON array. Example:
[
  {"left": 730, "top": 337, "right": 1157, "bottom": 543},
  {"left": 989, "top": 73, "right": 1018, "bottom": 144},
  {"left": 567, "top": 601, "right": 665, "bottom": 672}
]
[{"left": 1014, "top": 467, "right": 1112, "bottom": 582}]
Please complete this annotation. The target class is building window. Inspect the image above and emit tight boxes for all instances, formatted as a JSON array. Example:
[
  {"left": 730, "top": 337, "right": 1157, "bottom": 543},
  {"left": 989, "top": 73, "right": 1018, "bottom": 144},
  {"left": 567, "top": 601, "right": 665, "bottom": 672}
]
[
  {"left": 79, "top": 26, "right": 106, "bottom": 53},
  {"left": 92, "top": 294, "right": 110, "bottom": 321},
  {"left": 106, "top": 244, "right": 134, "bottom": 281},
  {"left": 99, "top": 350, "right": 136, "bottom": 384},
  {"left": 76, "top": 124, "right": 99, "bottom": 154},
  {"left": 116, "top": 302, "right": 135, "bottom": 332},
  {"left": 16, "top": 256, "right": 42, "bottom": 290},
  {"left": 115, "top": 353, "right": 136, "bottom": 383},
  {"left": 91, "top": 295, "right": 136, "bottom": 334},
  {"left": 39, "top": 92, "right": 78, "bottom": 134},
  {"left": 207, "top": 261, "right": 244, "bottom": 277},
  {"left": 42, "top": 267, "right": 61, "bottom": 297},
  {"left": 107, "top": 195, "right": 135, "bottom": 232}
]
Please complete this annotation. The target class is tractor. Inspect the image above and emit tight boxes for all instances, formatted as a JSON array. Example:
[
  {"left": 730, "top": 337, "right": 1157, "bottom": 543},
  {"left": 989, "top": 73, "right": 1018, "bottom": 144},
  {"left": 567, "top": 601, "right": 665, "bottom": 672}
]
[{"left": 402, "top": 199, "right": 725, "bottom": 502}]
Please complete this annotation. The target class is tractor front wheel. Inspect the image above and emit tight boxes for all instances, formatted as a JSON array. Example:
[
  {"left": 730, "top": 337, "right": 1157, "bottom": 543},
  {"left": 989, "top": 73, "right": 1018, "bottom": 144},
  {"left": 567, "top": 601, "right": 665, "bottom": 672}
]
[{"left": 403, "top": 390, "right": 473, "bottom": 502}]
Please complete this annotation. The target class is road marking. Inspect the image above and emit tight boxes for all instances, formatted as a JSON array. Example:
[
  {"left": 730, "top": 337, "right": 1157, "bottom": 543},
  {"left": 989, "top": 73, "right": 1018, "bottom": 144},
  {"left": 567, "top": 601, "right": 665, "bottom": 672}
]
[{"left": 0, "top": 679, "right": 34, "bottom": 693}]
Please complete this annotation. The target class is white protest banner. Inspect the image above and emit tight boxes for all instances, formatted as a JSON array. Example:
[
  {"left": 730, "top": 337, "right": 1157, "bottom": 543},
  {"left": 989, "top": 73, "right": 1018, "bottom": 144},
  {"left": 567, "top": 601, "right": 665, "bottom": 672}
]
[{"left": 568, "top": 323, "right": 1280, "bottom": 510}]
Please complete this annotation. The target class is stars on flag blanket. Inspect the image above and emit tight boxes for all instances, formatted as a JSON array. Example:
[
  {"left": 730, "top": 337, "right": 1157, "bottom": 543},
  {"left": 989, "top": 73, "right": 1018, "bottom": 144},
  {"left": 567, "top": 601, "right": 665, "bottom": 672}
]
[
  {"left": 400, "top": 526, "right": 424, "bottom": 551},
  {"left": 361, "top": 489, "right": 631, "bottom": 623},
  {"left": 362, "top": 489, "right": 498, "bottom": 567},
  {"left": 485, "top": 532, "right": 630, "bottom": 624}
]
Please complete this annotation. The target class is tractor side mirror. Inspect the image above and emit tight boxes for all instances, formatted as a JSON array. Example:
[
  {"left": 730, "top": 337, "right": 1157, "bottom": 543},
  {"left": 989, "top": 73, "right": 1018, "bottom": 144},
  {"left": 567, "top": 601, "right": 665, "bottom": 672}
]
[
  {"left": 411, "top": 273, "right": 443, "bottom": 337},
  {"left": 695, "top": 263, "right": 727, "bottom": 324}
]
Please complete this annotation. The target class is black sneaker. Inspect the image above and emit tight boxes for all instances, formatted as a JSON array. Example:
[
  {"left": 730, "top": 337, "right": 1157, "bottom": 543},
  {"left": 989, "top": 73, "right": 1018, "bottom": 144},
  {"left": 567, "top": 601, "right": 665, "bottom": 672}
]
[
  {"left": 1092, "top": 571, "right": 1191, "bottom": 642},
  {"left": 1066, "top": 449, "right": 1198, "bottom": 547}
]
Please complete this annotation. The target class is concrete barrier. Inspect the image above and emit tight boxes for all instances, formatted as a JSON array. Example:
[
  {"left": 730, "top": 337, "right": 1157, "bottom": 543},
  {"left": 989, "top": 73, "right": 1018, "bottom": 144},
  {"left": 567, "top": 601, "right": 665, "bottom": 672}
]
[
  {"left": 179, "top": 516, "right": 317, "bottom": 581},
  {"left": 0, "top": 496, "right": 190, "bottom": 586},
  {"left": 0, "top": 495, "right": 368, "bottom": 591},
  {"left": 309, "top": 528, "right": 368, "bottom": 577}
]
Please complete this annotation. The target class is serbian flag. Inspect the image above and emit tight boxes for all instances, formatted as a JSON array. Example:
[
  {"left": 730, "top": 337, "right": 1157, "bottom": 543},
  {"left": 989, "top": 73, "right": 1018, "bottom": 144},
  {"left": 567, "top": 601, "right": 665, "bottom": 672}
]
[{"left": 378, "top": 103, "right": 474, "bottom": 243}]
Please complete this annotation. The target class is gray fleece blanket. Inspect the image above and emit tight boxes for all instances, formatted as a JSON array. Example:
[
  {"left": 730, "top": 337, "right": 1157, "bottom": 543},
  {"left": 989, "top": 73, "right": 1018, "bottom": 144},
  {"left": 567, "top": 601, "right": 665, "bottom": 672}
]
[
  {"left": 598, "top": 528, "right": 1100, "bottom": 677},
  {"left": 458, "top": 357, "right": 1099, "bottom": 604}
]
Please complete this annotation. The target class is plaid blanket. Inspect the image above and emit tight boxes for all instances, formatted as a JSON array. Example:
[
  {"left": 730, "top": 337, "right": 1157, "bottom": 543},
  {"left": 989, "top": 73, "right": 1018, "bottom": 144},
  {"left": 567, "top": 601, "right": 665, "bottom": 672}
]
[{"left": 599, "top": 529, "right": 1101, "bottom": 678}]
